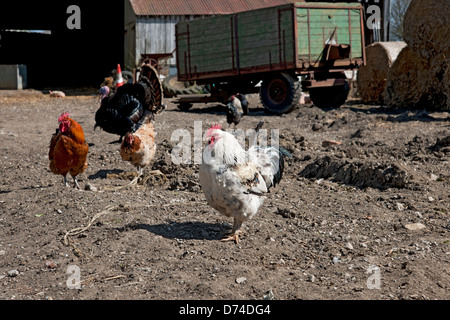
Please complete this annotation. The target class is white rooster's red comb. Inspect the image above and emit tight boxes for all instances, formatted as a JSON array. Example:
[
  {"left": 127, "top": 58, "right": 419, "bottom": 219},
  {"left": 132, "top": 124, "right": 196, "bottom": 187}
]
[
  {"left": 58, "top": 112, "right": 70, "bottom": 122},
  {"left": 206, "top": 123, "right": 221, "bottom": 137}
]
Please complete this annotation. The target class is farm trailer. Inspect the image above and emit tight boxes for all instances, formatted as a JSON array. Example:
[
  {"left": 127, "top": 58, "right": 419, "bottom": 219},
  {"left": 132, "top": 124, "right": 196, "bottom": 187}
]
[{"left": 174, "top": 1, "right": 366, "bottom": 114}]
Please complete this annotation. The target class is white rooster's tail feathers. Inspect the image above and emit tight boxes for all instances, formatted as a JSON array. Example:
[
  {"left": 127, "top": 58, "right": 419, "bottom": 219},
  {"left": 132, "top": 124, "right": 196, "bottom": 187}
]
[
  {"left": 248, "top": 145, "right": 282, "bottom": 189},
  {"left": 247, "top": 121, "right": 286, "bottom": 189}
]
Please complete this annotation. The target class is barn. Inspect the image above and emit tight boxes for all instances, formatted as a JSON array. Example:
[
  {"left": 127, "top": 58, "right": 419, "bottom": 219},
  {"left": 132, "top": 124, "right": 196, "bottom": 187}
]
[{"left": 0, "top": 0, "right": 124, "bottom": 88}]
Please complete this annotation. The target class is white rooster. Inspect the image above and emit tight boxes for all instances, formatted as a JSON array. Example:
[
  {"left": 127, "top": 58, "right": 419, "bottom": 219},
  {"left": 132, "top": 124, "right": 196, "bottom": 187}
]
[{"left": 199, "top": 121, "right": 286, "bottom": 243}]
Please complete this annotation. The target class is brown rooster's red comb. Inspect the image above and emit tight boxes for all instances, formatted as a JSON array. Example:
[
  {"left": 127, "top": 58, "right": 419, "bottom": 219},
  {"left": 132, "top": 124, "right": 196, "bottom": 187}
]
[{"left": 58, "top": 112, "right": 70, "bottom": 122}]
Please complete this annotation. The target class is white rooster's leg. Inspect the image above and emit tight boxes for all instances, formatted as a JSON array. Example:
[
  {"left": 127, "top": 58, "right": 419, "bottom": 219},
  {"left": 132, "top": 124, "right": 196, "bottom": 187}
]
[
  {"left": 138, "top": 166, "right": 143, "bottom": 176},
  {"left": 221, "top": 218, "right": 243, "bottom": 244}
]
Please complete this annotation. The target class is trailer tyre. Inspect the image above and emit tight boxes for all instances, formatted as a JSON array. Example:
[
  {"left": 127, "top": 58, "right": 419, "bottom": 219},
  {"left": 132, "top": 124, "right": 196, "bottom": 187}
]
[
  {"left": 163, "top": 74, "right": 205, "bottom": 98},
  {"left": 260, "top": 73, "right": 302, "bottom": 115},
  {"left": 309, "top": 81, "right": 350, "bottom": 109}
]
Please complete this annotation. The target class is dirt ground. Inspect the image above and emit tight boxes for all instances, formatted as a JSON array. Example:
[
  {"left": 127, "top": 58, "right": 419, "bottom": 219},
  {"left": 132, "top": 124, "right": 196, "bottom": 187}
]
[{"left": 0, "top": 88, "right": 449, "bottom": 301}]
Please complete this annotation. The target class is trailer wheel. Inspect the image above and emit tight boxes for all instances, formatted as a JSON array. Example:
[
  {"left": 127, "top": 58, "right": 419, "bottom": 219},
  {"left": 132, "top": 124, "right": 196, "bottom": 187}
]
[
  {"left": 163, "top": 74, "right": 205, "bottom": 98},
  {"left": 309, "top": 81, "right": 350, "bottom": 109},
  {"left": 260, "top": 73, "right": 301, "bottom": 114}
]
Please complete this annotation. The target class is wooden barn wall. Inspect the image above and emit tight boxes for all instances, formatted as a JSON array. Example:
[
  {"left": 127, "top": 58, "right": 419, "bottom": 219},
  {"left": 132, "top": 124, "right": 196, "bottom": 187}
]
[{"left": 135, "top": 15, "right": 207, "bottom": 67}]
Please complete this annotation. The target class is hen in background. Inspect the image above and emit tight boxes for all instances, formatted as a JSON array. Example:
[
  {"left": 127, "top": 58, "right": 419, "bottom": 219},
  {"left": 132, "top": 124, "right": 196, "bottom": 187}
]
[
  {"left": 101, "top": 77, "right": 115, "bottom": 92},
  {"left": 94, "top": 64, "right": 164, "bottom": 143},
  {"left": 49, "top": 112, "right": 89, "bottom": 188},
  {"left": 226, "top": 93, "right": 249, "bottom": 128},
  {"left": 49, "top": 90, "right": 66, "bottom": 98},
  {"left": 199, "top": 121, "right": 287, "bottom": 243}
]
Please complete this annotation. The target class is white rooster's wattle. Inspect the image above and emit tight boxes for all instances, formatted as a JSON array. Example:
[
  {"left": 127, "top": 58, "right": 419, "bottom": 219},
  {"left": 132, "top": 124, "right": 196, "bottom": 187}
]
[{"left": 199, "top": 121, "right": 286, "bottom": 243}]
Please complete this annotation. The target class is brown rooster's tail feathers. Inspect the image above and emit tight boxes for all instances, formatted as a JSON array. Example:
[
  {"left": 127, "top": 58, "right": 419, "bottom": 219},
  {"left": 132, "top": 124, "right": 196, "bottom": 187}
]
[
  {"left": 132, "top": 102, "right": 166, "bottom": 133},
  {"left": 142, "top": 110, "right": 156, "bottom": 123},
  {"left": 133, "top": 109, "right": 159, "bottom": 131}
]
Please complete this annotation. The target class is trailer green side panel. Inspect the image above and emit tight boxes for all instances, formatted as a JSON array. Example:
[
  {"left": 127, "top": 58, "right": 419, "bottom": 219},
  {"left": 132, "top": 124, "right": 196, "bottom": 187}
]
[
  {"left": 176, "top": 15, "right": 236, "bottom": 76},
  {"left": 176, "top": 4, "right": 298, "bottom": 80},
  {"left": 296, "top": 3, "right": 363, "bottom": 63},
  {"left": 236, "top": 4, "right": 296, "bottom": 71}
]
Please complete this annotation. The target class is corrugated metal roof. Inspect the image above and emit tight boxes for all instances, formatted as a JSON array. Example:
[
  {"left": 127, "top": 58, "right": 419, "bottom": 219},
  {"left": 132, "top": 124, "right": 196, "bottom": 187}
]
[{"left": 129, "top": 0, "right": 299, "bottom": 16}]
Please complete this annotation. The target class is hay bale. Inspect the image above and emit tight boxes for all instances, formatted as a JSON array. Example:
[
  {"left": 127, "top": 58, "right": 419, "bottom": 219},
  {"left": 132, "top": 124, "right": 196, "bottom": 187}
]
[
  {"left": 443, "top": 61, "right": 450, "bottom": 110},
  {"left": 403, "top": 0, "right": 450, "bottom": 61},
  {"left": 429, "top": 54, "right": 450, "bottom": 110},
  {"left": 384, "top": 46, "right": 449, "bottom": 111},
  {"left": 356, "top": 41, "right": 406, "bottom": 103},
  {"left": 385, "top": 0, "right": 450, "bottom": 111},
  {"left": 383, "top": 46, "right": 430, "bottom": 109}
]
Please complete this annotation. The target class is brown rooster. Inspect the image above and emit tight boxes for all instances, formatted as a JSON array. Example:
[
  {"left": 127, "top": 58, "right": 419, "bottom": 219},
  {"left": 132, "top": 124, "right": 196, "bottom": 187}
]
[{"left": 49, "top": 112, "right": 89, "bottom": 188}]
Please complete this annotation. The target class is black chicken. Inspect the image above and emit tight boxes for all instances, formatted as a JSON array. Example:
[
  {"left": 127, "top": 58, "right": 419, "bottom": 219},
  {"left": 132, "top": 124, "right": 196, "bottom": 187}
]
[
  {"left": 226, "top": 93, "right": 249, "bottom": 128},
  {"left": 94, "top": 64, "right": 164, "bottom": 142}
]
